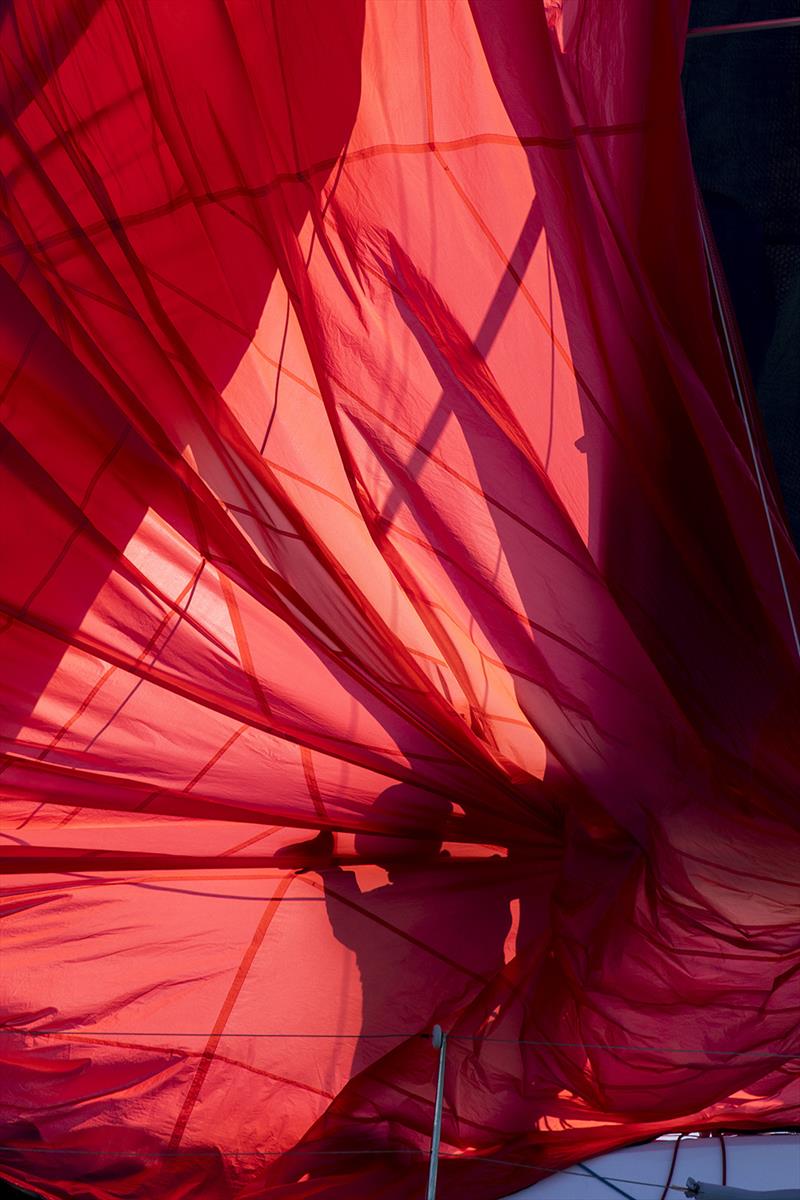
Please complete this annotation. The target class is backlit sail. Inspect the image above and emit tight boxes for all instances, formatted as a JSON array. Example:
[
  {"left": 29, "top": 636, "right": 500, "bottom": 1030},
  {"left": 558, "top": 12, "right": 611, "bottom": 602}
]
[{"left": 1, "top": 2, "right": 798, "bottom": 1198}]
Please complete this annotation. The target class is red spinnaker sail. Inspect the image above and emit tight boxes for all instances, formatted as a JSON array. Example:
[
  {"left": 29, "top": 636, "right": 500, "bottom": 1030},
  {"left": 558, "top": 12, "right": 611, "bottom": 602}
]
[{"left": 1, "top": 2, "right": 798, "bottom": 1197}]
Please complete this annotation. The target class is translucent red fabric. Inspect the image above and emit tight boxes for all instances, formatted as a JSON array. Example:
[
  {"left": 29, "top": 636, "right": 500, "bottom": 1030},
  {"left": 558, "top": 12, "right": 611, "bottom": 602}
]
[{"left": 1, "top": 2, "right": 798, "bottom": 1198}]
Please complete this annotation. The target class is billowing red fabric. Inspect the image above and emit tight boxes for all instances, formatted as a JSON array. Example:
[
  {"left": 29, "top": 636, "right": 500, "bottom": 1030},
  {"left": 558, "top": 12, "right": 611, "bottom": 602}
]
[{"left": 1, "top": 1, "right": 798, "bottom": 1197}]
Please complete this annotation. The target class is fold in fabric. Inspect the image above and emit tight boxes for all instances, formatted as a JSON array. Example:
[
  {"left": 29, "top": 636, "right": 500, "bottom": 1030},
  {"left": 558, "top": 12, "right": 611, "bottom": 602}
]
[{"left": 1, "top": 2, "right": 798, "bottom": 1198}]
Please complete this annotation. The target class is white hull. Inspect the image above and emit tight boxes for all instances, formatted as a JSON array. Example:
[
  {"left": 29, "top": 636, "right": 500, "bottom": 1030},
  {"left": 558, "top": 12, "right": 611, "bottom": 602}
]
[{"left": 507, "top": 1133, "right": 800, "bottom": 1198}]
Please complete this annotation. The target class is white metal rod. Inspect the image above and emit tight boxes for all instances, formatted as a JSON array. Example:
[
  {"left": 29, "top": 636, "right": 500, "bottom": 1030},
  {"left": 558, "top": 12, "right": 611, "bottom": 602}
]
[
  {"left": 425, "top": 1025, "right": 447, "bottom": 1200},
  {"left": 687, "top": 1178, "right": 800, "bottom": 1200},
  {"left": 698, "top": 204, "right": 800, "bottom": 659},
  {"left": 687, "top": 17, "right": 800, "bottom": 38}
]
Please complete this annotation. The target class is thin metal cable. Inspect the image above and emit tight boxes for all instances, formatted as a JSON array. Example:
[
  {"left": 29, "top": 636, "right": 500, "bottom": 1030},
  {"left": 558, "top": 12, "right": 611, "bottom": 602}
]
[
  {"left": 1, "top": 1028, "right": 794, "bottom": 1059},
  {"left": 450, "top": 1037, "right": 797, "bottom": 1058},
  {"left": 578, "top": 1160, "right": 638, "bottom": 1199},
  {"left": 659, "top": 1133, "right": 684, "bottom": 1200},
  {"left": 687, "top": 17, "right": 800, "bottom": 39},
  {"left": 0, "top": 1144, "right": 690, "bottom": 1191},
  {"left": 0, "top": 1148, "right": 419, "bottom": 1159},
  {"left": 476, "top": 1156, "right": 687, "bottom": 1193},
  {"left": 698, "top": 203, "right": 800, "bottom": 660},
  {"left": 0, "top": 1030, "right": 422, "bottom": 1040},
  {"left": 450, "top": 1153, "right": 689, "bottom": 1192}
]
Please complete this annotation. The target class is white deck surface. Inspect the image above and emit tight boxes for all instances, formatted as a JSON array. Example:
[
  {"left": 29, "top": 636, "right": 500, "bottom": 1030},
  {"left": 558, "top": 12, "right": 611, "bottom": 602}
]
[{"left": 505, "top": 1133, "right": 800, "bottom": 1198}]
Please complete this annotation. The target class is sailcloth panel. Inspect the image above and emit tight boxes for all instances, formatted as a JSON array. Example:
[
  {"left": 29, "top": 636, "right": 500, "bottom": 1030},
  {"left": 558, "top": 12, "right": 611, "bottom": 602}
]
[{"left": 1, "top": 2, "right": 798, "bottom": 1198}]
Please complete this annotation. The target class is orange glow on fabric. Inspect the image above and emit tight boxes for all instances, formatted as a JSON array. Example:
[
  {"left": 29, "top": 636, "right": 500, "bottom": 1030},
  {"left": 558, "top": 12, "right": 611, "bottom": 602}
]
[{"left": 1, "top": 2, "right": 798, "bottom": 1198}]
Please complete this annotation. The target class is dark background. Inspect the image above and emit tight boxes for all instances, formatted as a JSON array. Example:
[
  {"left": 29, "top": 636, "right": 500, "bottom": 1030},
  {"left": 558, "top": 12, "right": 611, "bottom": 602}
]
[
  {"left": 1, "top": 4, "right": 798, "bottom": 1198},
  {"left": 683, "top": 0, "right": 800, "bottom": 545}
]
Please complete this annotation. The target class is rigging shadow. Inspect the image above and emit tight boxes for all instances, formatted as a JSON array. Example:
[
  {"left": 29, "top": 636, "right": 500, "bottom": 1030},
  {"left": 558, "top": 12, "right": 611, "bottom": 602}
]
[
  {"left": 465, "top": 0, "right": 798, "bottom": 779},
  {"left": 263, "top": 785, "right": 565, "bottom": 1189},
  {"left": 0, "top": 2, "right": 368, "bottom": 814}
]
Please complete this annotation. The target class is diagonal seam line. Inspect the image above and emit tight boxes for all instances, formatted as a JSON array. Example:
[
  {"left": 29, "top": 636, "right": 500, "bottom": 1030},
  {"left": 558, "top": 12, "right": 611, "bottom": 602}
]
[
  {"left": 579, "top": 1160, "right": 637, "bottom": 1200},
  {"left": 216, "top": 566, "right": 274, "bottom": 716},
  {"left": 300, "top": 874, "right": 487, "bottom": 983},
  {"left": 0, "top": 127, "right": 654, "bottom": 260},
  {"left": 418, "top": 0, "right": 435, "bottom": 145},
  {"left": 301, "top": 746, "right": 327, "bottom": 822},
  {"left": 60, "top": 1033, "right": 335, "bottom": 1101},
  {"left": 13, "top": 561, "right": 208, "bottom": 830},
  {"left": 220, "top": 826, "right": 281, "bottom": 857},
  {"left": 167, "top": 873, "right": 294, "bottom": 1148},
  {"left": 0, "top": 328, "right": 38, "bottom": 411}
]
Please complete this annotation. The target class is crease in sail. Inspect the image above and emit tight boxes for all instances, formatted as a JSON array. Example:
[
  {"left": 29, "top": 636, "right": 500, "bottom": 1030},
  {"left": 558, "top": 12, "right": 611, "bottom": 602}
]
[{"left": 1, "top": 2, "right": 798, "bottom": 1199}]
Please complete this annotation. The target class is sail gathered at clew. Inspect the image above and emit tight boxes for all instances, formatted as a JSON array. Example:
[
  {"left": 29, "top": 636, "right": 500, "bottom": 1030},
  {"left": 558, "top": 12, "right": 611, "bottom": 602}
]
[{"left": 1, "top": 2, "right": 798, "bottom": 1198}]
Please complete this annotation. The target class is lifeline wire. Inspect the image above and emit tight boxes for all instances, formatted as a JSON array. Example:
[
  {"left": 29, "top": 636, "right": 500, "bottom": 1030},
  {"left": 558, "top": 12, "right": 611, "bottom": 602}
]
[
  {"left": 0, "top": 1145, "right": 690, "bottom": 1192},
  {"left": 659, "top": 1134, "right": 685, "bottom": 1200},
  {"left": 578, "top": 1160, "right": 638, "bottom": 1200},
  {"left": 698, "top": 201, "right": 800, "bottom": 659},
  {"left": 687, "top": 17, "right": 800, "bottom": 38},
  {"left": 1, "top": 1029, "right": 795, "bottom": 1059}
]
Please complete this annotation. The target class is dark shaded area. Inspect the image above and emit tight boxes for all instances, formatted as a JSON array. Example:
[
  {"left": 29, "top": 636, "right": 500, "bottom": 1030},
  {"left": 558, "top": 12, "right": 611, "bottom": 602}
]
[
  {"left": 0, "top": 1181, "right": 39, "bottom": 1199},
  {"left": 1, "top": 3, "right": 365, "bottom": 1195},
  {"left": 684, "top": 0, "right": 800, "bottom": 544},
  {"left": 2, "top": 10, "right": 797, "bottom": 1200}
]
